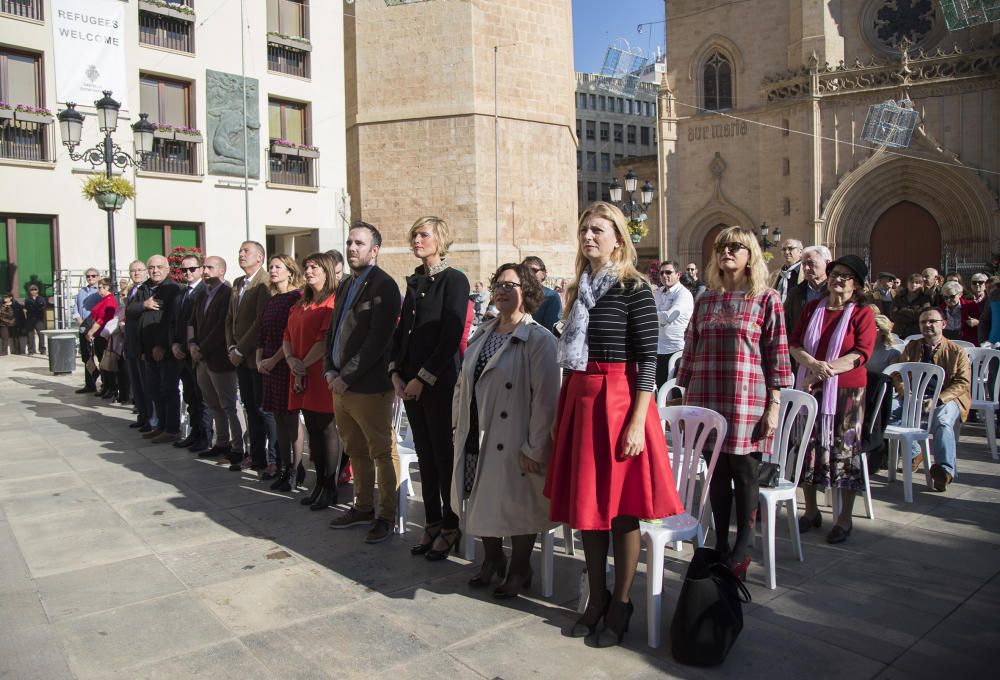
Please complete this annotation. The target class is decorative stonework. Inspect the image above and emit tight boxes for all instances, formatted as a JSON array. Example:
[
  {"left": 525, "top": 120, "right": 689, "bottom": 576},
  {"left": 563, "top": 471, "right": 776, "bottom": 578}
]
[
  {"left": 206, "top": 69, "right": 260, "bottom": 179},
  {"left": 861, "top": 0, "right": 944, "bottom": 56}
]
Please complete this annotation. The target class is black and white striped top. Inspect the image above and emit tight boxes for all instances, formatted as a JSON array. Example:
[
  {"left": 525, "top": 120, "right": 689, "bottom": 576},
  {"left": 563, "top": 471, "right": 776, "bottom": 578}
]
[{"left": 586, "top": 280, "right": 659, "bottom": 392}]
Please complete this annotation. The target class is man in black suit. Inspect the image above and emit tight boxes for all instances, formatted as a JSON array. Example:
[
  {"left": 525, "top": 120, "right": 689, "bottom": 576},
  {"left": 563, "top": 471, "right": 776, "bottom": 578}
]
[
  {"left": 170, "top": 254, "right": 212, "bottom": 453},
  {"left": 325, "top": 222, "right": 403, "bottom": 543},
  {"left": 137, "top": 255, "right": 184, "bottom": 444},
  {"left": 123, "top": 260, "right": 152, "bottom": 429}
]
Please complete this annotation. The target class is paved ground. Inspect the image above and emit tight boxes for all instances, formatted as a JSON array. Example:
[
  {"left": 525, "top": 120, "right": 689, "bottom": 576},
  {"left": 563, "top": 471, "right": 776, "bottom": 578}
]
[{"left": 1, "top": 354, "right": 999, "bottom": 679}]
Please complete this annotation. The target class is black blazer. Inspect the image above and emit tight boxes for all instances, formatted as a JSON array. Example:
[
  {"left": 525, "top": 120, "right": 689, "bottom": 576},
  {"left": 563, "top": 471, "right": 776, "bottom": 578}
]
[
  {"left": 172, "top": 282, "right": 205, "bottom": 347},
  {"left": 124, "top": 283, "right": 150, "bottom": 358},
  {"left": 190, "top": 283, "right": 235, "bottom": 373},
  {"left": 324, "top": 265, "right": 401, "bottom": 394},
  {"left": 390, "top": 265, "right": 470, "bottom": 388},
  {"left": 137, "top": 280, "right": 183, "bottom": 356}
]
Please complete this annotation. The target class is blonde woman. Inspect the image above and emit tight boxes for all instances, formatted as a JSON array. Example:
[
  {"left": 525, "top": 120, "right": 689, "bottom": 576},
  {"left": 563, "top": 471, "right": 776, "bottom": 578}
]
[
  {"left": 676, "top": 226, "right": 793, "bottom": 580},
  {"left": 390, "top": 216, "right": 471, "bottom": 560},
  {"left": 544, "top": 202, "right": 683, "bottom": 647}
]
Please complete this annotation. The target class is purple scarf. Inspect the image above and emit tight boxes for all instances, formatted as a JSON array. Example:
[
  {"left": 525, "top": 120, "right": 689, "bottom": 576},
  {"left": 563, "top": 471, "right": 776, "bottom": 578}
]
[{"left": 796, "top": 302, "right": 855, "bottom": 448}]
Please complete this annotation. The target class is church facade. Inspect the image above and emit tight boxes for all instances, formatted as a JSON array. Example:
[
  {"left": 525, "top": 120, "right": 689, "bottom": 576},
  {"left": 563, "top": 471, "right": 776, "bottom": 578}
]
[{"left": 659, "top": 0, "right": 1000, "bottom": 279}]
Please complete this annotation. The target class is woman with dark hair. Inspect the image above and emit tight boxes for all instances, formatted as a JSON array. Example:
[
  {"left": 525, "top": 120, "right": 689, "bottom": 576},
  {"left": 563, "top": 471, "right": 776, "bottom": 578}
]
[
  {"left": 284, "top": 252, "right": 342, "bottom": 510},
  {"left": 391, "top": 216, "right": 471, "bottom": 560},
  {"left": 677, "top": 226, "right": 793, "bottom": 580},
  {"left": 84, "top": 279, "right": 120, "bottom": 398},
  {"left": 452, "top": 263, "right": 560, "bottom": 598},
  {"left": 545, "top": 202, "right": 683, "bottom": 647},
  {"left": 890, "top": 273, "right": 933, "bottom": 339},
  {"left": 0, "top": 293, "right": 25, "bottom": 356},
  {"left": 790, "top": 255, "right": 876, "bottom": 544},
  {"left": 258, "top": 254, "right": 305, "bottom": 490}
]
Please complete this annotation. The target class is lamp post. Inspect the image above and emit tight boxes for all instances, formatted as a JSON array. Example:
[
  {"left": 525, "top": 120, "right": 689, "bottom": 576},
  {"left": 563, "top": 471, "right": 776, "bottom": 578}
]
[
  {"left": 757, "top": 221, "right": 782, "bottom": 250},
  {"left": 57, "top": 92, "right": 154, "bottom": 295},
  {"left": 609, "top": 169, "right": 655, "bottom": 243}
]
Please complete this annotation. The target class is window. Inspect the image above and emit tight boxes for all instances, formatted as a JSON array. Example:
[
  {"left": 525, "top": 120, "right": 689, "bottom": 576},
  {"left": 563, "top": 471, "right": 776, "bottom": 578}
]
[
  {"left": 616, "top": 97, "right": 624, "bottom": 113},
  {"left": 783, "top": 198, "right": 791, "bottom": 216},
  {"left": 585, "top": 120, "right": 595, "bottom": 141},
  {"left": 575, "top": 119, "right": 581, "bottom": 138},
  {"left": 782, "top": 158, "right": 790, "bottom": 176},
  {"left": 640, "top": 127, "right": 650, "bottom": 145},
  {"left": 576, "top": 151, "right": 581, "bottom": 169},
  {"left": 703, "top": 52, "right": 733, "bottom": 111},
  {"left": 626, "top": 99, "right": 632, "bottom": 115},
  {"left": 598, "top": 95, "right": 606, "bottom": 111},
  {"left": 1, "top": 0, "right": 42, "bottom": 20},
  {"left": 269, "top": 99, "right": 308, "bottom": 145},
  {"left": 599, "top": 122, "right": 609, "bottom": 141},
  {"left": 600, "top": 153, "right": 610, "bottom": 172},
  {"left": 782, "top": 118, "right": 790, "bottom": 136},
  {"left": 586, "top": 151, "right": 596, "bottom": 171},
  {"left": 268, "top": 98, "right": 316, "bottom": 187},
  {"left": 614, "top": 153, "right": 623, "bottom": 161},
  {"left": 139, "top": 1, "right": 195, "bottom": 54},
  {"left": 642, "top": 102, "right": 649, "bottom": 117},
  {"left": 267, "top": 0, "right": 307, "bottom": 37},
  {"left": 587, "top": 182, "right": 597, "bottom": 201},
  {"left": 267, "top": 0, "right": 310, "bottom": 77},
  {"left": 139, "top": 75, "right": 198, "bottom": 175},
  {"left": 136, "top": 221, "right": 203, "bottom": 262},
  {"left": 627, "top": 125, "right": 636, "bottom": 144},
  {"left": 0, "top": 216, "right": 56, "bottom": 297},
  {"left": 0, "top": 48, "right": 51, "bottom": 162},
  {"left": 577, "top": 93, "right": 586, "bottom": 109},
  {"left": 588, "top": 94, "right": 596, "bottom": 109},
  {"left": 601, "top": 184, "right": 610, "bottom": 201},
  {"left": 613, "top": 123, "right": 623, "bottom": 143}
]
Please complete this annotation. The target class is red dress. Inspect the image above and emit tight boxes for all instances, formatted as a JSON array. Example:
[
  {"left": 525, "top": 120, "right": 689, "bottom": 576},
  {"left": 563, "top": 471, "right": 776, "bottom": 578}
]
[{"left": 283, "top": 295, "right": 334, "bottom": 413}]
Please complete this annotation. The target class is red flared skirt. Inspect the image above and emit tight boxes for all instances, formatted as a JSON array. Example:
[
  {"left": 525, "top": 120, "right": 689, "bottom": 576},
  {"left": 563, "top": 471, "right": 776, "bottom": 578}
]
[{"left": 543, "top": 362, "right": 684, "bottom": 530}]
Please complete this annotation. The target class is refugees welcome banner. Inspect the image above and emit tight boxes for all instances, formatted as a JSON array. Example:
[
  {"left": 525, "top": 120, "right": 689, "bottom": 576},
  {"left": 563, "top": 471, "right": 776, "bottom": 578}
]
[{"left": 52, "top": 0, "right": 127, "bottom": 107}]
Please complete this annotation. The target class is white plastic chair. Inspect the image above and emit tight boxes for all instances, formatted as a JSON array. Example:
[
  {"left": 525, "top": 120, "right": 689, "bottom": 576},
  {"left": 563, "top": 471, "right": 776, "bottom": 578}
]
[
  {"left": 882, "top": 362, "right": 944, "bottom": 502},
  {"left": 904, "top": 334, "right": 924, "bottom": 344},
  {"left": 656, "top": 378, "right": 686, "bottom": 409},
  {"left": 666, "top": 352, "right": 682, "bottom": 381},
  {"left": 829, "top": 379, "right": 885, "bottom": 522},
  {"left": 539, "top": 525, "right": 577, "bottom": 597},
  {"left": 758, "top": 389, "right": 817, "bottom": 590},
  {"left": 968, "top": 348, "right": 1000, "bottom": 461},
  {"left": 392, "top": 400, "right": 420, "bottom": 535},
  {"left": 640, "top": 405, "right": 726, "bottom": 649}
]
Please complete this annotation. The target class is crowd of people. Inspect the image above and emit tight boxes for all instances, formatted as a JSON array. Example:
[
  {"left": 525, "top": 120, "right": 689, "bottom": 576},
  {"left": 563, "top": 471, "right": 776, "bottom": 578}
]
[{"left": 41, "top": 201, "right": 1000, "bottom": 647}]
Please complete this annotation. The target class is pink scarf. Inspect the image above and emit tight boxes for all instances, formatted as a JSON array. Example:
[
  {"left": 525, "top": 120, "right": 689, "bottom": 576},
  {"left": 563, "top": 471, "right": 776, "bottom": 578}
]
[{"left": 795, "top": 302, "right": 855, "bottom": 448}]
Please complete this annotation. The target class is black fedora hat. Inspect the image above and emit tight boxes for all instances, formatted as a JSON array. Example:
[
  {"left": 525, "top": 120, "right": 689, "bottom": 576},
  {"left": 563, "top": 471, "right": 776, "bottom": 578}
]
[{"left": 827, "top": 254, "right": 868, "bottom": 284}]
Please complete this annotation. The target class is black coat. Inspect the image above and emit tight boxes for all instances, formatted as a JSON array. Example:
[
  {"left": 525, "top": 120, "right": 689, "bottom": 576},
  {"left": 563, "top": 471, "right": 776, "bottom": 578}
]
[
  {"left": 172, "top": 282, "right": 205, "bottom": 347},
  {"left": 124, "top": 283, "right": 150, "bottom": 358},
  {"left": 136, "top": 279, "right": 183, "bottom": 356},
  {"left": 324, "top": 265, "right": 401, "bottom": 394},
  {"left": 390, "top": 265, "right": 470, "bottom": 388},
  {"left": 190, "top": 283, "right": 235, "bottom": 373},
  {"left": 23, "top": 296, "right": 46, "bottom": 323}
]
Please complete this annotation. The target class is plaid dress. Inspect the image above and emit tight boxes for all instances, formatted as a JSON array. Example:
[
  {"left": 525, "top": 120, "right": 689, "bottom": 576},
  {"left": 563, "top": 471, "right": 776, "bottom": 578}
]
[
  {"left": 259, "top": 289, "right": 302, "bottom": 414},
  {"left": 677, "top": 288, "right": 793, "bottom": 456}
]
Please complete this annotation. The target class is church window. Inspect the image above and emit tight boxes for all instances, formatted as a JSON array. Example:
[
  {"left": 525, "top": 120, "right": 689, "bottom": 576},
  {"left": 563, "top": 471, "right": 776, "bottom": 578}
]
[{"left": 703, "top": 52, "right": 733, "bottom": 111}]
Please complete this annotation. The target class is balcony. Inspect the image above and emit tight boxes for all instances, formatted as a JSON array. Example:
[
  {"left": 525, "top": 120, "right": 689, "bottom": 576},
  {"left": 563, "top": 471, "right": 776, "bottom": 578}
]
[
  {"left": 0, "top": 117, "right": 52, "bottom": 162},
  {"left": 267, "top": 42, "right": 309, "bottom": 78},
  {"left": 139, "top": 4, "right": 194, "bottom": 53},
  {"left": 143, "top": 138, "right": 200, "bottom": 176},
  {"left": 268, "top": 150, "right": 317, "bottom": 188},
  {"left": 1, "top": 0, "right": 42, "bottom": 21}
]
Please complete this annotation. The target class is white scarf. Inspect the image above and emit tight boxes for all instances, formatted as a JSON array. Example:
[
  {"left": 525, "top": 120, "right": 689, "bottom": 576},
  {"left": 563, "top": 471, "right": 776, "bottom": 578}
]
[{"left": 557, "top": 264, "right": 616, "bottom": 371}]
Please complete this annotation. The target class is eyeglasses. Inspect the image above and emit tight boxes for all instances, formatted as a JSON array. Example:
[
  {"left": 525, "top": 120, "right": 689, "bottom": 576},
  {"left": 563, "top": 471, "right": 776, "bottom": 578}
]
[
  {"left": 178, "top": 266, "right": 201, "bottom": 273},
  {"left": 828, "top": 271, "right": 856, "bottom": 282},
  {"left": 715, "top": 242, "right": 748, "bottom": 255},
  {"left": 491, "top": 281, "right": 522, "bottom": 292}
]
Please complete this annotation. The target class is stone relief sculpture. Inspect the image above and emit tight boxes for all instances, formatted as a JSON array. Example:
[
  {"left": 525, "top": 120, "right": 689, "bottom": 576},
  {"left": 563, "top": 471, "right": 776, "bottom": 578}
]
[{"left": 206, "top": 69, "right": 261, "bottom": 179}]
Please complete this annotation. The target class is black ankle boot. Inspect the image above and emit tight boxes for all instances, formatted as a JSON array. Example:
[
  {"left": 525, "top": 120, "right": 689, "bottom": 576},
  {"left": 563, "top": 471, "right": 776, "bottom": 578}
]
[
  {"left": 295, "top": 462, "right": 306, "bottom": 488},
  {"left": 309, "top": 485, "right": 337, "bottom": 511},
  {"left": 270, "top": 466, "right": 291, "bottom": 492},
  {"left": 300, "top": 484, "right": 322, "bottom": 506}
]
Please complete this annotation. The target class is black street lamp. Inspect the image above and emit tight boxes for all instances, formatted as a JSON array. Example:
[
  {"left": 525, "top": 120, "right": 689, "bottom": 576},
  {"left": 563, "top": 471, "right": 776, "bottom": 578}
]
[
  {"left": 609, "top": 169, "right": 655, "bottom": 242},
  {"left": 58, "top": 92, "right": 154, "bottom": 293},
  {"left": 757, "top": 221, "right": 782, "bottom": 250}
]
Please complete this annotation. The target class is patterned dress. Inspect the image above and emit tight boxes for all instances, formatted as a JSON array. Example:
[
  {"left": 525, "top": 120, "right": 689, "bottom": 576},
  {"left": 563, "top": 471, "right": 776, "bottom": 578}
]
[
  {"left": 258, "top": 289, "right": 302, "bottom": 415},
  {"left": 677, "top": 288, "right": 793, "bottom": 456}
]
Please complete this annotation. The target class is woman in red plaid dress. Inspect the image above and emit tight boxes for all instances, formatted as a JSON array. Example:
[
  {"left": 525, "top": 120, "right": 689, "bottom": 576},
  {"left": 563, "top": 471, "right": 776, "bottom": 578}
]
[{"left": 676, "top": 226, "right": 793, "bottom": 580}]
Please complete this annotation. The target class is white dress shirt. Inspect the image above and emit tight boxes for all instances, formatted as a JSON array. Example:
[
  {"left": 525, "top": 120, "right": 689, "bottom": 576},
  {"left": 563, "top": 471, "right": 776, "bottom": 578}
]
[{"left": 654, "top": 281, "right": 694, "bottom": 355}]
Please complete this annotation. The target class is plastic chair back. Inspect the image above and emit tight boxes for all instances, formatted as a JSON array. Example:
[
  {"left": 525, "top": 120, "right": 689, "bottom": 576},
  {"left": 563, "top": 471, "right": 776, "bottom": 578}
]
[
  {"left": 666, "top": 352, "right": 682, "bottom": 381},
  {"left": 952, "top": 339, "right": 975, "bottom": 350},
  {"left": 658, "top": 405, "right": 726, "bottom": 521},
  {"left": 904, "top": 334, "right": 923, "bottom": 344},
  {"left": 656, "top": 379, "right": 686, "bottom": 408},
  {"left": 868, "top": 380, "right": 888, "bottom": 437},
  {"left": 882, "top": 362, "right": 944, "bottom": 432},
  {"left": 968, "top": 348, "right": 1000, "bottom": 404},
  {"left": 769, "top": 388, "right": 817, "bottom": 484}
]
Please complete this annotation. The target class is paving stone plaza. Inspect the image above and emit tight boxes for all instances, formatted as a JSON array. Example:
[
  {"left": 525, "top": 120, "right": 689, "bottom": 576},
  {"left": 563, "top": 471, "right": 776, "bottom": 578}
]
[{"left": 1, "top": 354, "right": 998, "bottom": 679}]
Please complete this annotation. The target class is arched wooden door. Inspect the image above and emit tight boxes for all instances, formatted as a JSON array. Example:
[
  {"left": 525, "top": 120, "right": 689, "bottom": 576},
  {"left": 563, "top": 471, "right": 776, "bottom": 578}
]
[
  {"left": 869, "top": 201, "right": 941, "bottom": 279},
  {"left": 701, "top": 223, "right": 727, "bottom": 272}
]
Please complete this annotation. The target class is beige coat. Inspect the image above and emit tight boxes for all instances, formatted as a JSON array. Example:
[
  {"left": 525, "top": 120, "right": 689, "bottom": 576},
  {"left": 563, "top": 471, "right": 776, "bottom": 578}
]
[{"left": 451, "top": 315, "right": 561, "bottom": 537}]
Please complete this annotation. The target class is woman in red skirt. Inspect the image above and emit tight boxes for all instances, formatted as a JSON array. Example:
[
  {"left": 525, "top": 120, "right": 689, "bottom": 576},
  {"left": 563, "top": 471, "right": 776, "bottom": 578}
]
[{"left": 544, "top": 201, "right": 684, "bottom": 647}]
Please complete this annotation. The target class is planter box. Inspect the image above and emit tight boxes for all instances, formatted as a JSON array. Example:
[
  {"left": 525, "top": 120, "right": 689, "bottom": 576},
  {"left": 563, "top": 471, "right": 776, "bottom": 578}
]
[
  {"left": 629, "top": 233, "right": 643, "bottom": 244},
  {"left": 267, "top": 33, "right": 312, "bottom": 52},
  {"left": 94, "top": 192, "right": 126, "bottom": 212},
  {"left": 14, "top": 110, "right": 52, "bottom": 125},
  {"left": 139, "top": 1, "right": 195, "bottom": 22},
  {"left": 271, "top": 144, "right": 299, "bottom": 157},
  {"left": 174, "top": 130, "right": 203, "bottom": 143},
  {"left": 0, "top": 109, "right": 13, "bottom": 121},
  {"left": 297, "top": 147, "right": 319, "bottom": 159},
  {"left": 154, "top": 128, "right": 175, "bottom": 140}
]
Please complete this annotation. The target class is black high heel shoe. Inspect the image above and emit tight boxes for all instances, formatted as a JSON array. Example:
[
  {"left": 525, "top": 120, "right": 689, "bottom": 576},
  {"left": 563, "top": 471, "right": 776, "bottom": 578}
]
[
  {"left": 425, "top": 528, "right": 462, "bottom": 561},
  {"left": 469, "top": 554, "right": 507, "bottom": 588},
  {"left": 295, "top": 462, "right": 306, "bottom": 488},
  {"left": 798, "top": 510, "right": 822, "bottom": 533},
  {"left": 596, "top": 599, "right": 634, "bottom": 647},
  {"left": 410, "top": 522, "right": 442, "bottom": 556},
  {"left": 300, "top": 483, "right": 323, "bottom": 506},
  {"left": 570, "top": 589, "right": 611, "bottom": 638},
  {"left": 270, "top": 466, "right": 291, "bottom": 491},
  {"left": 493, "top": 567, "right": 533, "bottom": 599},
  {"left": 309, "top": 486, "right": 337, "bottom": 511}
]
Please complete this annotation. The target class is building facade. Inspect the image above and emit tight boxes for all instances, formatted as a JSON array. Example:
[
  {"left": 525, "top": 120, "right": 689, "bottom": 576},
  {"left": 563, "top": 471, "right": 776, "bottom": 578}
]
[
  {"left": 0, "top": 0, "right": 347, "bottom": 304},
  {"left": 659, "top": 0, "right": 1000, "bottom": 278}
]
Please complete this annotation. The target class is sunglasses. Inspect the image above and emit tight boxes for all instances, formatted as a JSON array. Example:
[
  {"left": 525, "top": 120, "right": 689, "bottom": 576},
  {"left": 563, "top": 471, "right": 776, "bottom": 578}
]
[
  {"left": 715, "top": 242, "right": 748, "bottom": 255},
  {"left": 659, "top": 270, "right": 675, "bottom": 276},
  {"left": 828, "top": 271, "right": 856, "bottom": 282},
  {"left": 86, "top": 274, "right": 98, "bottom": 279},
  {"left": 178, "top": 266, "right": 201, "bottom": 273}
]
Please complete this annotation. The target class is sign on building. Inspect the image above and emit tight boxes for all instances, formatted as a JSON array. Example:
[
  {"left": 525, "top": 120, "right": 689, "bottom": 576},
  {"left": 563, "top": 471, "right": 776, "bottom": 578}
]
[{"left": 51, "top": 0, "right": 128, "bottom": 107}]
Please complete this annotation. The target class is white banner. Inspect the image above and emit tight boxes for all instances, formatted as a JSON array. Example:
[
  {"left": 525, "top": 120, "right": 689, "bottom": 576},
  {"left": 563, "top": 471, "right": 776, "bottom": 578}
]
[{"left": 51, "top": 0, "right": 127, "bottom": 108}]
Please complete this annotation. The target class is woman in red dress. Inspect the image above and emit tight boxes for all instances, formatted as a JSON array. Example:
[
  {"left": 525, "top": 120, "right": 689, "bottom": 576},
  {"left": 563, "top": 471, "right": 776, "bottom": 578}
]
[
  {"left": 544, "top": 202, "right": 684, "bottom": 647},
  {"left": 84, "top": 278, "right": 119, "bottom": 398},
  {"left": 283, "top": 252, "right": 341, "bottom": 511}
]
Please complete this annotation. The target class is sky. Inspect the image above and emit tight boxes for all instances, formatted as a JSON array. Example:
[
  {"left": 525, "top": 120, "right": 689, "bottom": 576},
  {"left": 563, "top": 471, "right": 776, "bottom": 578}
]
[{"left": 572, "top": 0, "right": 666, "bottom": 74}]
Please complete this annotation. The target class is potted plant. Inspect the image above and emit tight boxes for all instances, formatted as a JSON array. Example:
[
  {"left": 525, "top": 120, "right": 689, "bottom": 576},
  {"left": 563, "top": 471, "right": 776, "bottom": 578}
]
[
  {"left": 153, "top": 123, "right": 174, "bottom": 140},
  {"left": 266, "top": 31, "right": 313, "bottom": 52},
  {"left": 0, "top": 102, "right": 12, "bottom": 121},
  {"left": 174, "top": 126, "right": 203, "bottom": 143},
  {"left": 81, "top": 175, "right": 136, "bottom": 212},
  {"left": 139, "top": 0, "right": 195, "bottom": 21},
  {"left": 14, "top": 104, "right": 53, "bottom": 124},
  {"left": 270, "top": 138, "right": 299, "bottom": 156},
  {"left": 296, "top": 143, "right": 320, "bottom": 158},
  {"left": 627, "top": 218, "right": 649, "bottom": 244}
]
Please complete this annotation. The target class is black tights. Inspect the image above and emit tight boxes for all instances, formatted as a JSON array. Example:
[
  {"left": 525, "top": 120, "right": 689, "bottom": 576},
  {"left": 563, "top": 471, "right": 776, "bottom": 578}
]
[
  {"left": 580, "top": 516, "right": 641, "bottom": 617},
  {"left": 481, "top": 534, "right": 537, "bottom": 577},
  {"left": 275, "top": 413, "right": 303, "bottom": 469},
  {"left": 707, "top": 451, "right": 760, "bottom": 560},
  {"left": 302, "top": 410, "right": 342, "bottom": 491}
]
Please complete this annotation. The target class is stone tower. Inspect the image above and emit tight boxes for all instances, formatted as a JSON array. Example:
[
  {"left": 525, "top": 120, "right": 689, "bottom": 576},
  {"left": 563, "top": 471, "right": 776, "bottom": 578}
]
[{"left": 344, "top": 0, "right": 578, "bottom": 284}]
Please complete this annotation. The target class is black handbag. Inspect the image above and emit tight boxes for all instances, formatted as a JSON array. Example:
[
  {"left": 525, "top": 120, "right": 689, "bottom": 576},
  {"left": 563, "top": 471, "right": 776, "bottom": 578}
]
[
  {"left": 670, "top": 547, "right": 752, "bottom": 667},
  {"left": 757, "top": 462, "right": 781, "bottom": 488}
]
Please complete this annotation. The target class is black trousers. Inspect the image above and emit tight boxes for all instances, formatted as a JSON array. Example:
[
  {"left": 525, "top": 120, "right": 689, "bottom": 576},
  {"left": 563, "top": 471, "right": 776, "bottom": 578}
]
[
  {"left": 705, "top": 450, "right": 760, "bottom": 560},
  {"left": 237, "top": 364, "right": 275, "bottom": 467},
  {"left": 80, "top": 331, "right": 96, "bottom": 388},
  {"left": 404, "top": 378, "right": 459, "bottom": 530},
  {"left": 93, "top": 336, "right": 116, "bottom": 394},
  {"left": 179, "top": 360, "right": 211, "bottom": 439},
  {"left": 127, "top": 353, "right": 149, "bottom": 424},
  {"left": 145, "top": 356, "right": 181, "bottom": 434},
  {"left": 303, "top": 410, "right": 342, "bottom": 490},
  {"left": 655, "top": 351, "right": 679, "bottom": 388}
]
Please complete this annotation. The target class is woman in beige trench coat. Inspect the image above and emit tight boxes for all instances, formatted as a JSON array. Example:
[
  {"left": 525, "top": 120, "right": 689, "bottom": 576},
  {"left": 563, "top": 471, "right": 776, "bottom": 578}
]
[{"left": 451, "top": 263, "right": 561, "bottom": 599}]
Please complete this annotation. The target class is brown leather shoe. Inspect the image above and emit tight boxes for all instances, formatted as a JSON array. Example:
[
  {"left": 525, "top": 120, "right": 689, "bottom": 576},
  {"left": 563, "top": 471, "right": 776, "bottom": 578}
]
[
  {"left": 142, "top": 428, "right": 164, "bottom": 439},
  {"left": 151, "top": 432, "right": 179, "bottom": 444}
]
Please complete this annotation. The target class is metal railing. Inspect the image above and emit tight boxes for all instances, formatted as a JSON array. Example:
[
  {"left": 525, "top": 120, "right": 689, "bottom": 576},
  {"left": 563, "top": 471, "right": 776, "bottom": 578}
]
[
  {"left": 143, "top": 138, "right": 200, "bottom": 176},
  {"left": 268, "top": 151, "right": 316, "bottom": 188},
  {"left": 0, "top": 118, "right": 52, "bottom": 162},
  {"left": 0, "top": 0, "right": 42, "bottom": 20},
  {"left": 138, "top": 9, "right": 194, "bottom": 53},
  {"left": 53, "top": 269, "right": 128, "bottom": 330},
  {"left": 267, "top": 42, "right": 309, "bottom": 78}
]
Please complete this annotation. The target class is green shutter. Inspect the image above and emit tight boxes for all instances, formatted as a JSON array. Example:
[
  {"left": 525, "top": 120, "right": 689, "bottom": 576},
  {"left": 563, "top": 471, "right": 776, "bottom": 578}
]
[
  {"left": 14, "top": 220, "right": 53, "bottom": 297},
  {"left": 136, "top": 223, "right": 164, "bottom": 262},
  {"left": 0, "top": 225, "right": 9, "bottom": 295},
  {"left": 170, "top": 224, "right": 199, "bottom": 250}
]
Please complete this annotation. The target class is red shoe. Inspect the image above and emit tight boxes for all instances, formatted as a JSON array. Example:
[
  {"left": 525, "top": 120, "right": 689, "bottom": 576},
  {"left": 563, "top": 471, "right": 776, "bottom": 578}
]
[
  {"left": 728, "top": 554, "right": 750, "bottom": 582},
  {"left": 338, "top": 462, "right": 353, "bottom": 485}
]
